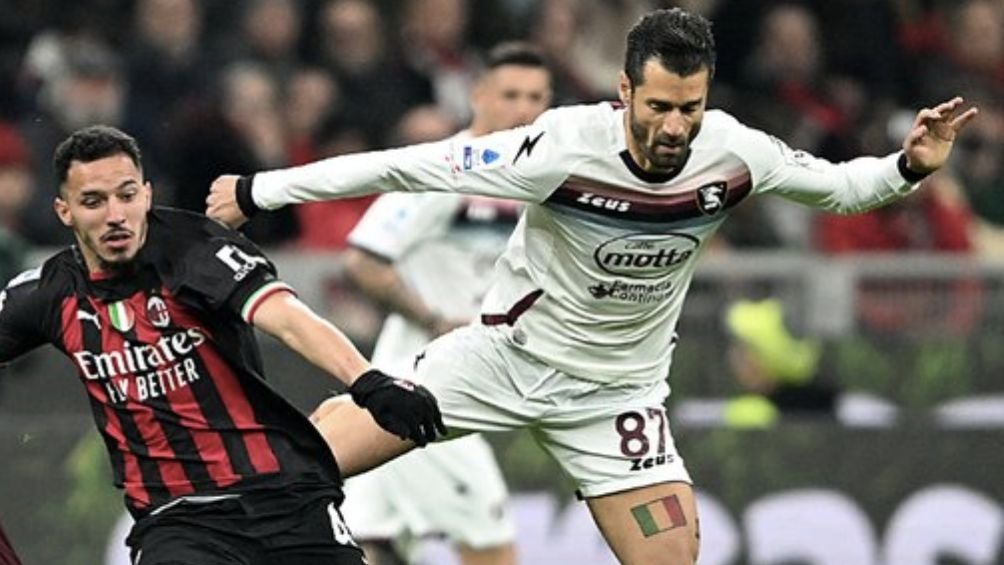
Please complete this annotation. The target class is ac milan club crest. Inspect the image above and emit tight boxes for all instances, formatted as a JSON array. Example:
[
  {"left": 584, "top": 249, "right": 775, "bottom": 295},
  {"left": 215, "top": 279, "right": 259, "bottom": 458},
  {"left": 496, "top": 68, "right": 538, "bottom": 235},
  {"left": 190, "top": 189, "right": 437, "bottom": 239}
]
[{"left": 147, "top": 296, "right": 171, "bottom": 328}]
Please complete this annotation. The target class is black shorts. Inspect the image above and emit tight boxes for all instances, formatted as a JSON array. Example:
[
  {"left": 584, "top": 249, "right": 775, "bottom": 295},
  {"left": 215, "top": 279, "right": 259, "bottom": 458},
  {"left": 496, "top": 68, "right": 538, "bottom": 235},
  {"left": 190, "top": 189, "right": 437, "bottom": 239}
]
[{"left": 127, "top": 490, "right": 364, "bottom": 565}]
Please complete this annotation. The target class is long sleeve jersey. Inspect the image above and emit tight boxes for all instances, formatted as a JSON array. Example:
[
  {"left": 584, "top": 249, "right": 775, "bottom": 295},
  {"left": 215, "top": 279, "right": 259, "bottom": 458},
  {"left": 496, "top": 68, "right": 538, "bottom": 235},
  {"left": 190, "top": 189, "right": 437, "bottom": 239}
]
[{"left": 253, "top": 103, "right": 916, "bottom": 385}]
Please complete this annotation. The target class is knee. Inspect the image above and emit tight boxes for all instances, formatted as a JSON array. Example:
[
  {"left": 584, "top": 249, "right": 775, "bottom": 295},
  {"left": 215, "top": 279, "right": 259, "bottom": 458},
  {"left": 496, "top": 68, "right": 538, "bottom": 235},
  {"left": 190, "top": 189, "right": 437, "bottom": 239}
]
[{"left": 310, "top": 394, "right": 354, "bottom": 425}]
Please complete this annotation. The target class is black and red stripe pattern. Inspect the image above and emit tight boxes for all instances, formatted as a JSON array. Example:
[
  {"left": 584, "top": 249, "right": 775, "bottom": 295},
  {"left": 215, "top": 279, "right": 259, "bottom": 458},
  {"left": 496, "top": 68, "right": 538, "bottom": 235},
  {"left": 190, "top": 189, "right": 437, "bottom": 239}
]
[
  {"left": 59, "top": 285, "right": 299, "bottom": 514},
  {"left": 2, "top": 209, "right": 341, "bottom": 519},
  {"left": 544, "top": 170, "right": 752, "bottom": 224}
]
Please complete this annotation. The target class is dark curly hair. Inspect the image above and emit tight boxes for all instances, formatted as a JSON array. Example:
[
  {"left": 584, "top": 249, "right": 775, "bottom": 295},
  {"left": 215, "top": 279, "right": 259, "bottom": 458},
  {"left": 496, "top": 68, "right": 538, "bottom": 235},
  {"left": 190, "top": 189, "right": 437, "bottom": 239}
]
[
  {"left": 53, "top": 125, "right": 142, "bottom": 191},
  {"left": 624, "top": 8, "right": 716, "bottom": 88}
]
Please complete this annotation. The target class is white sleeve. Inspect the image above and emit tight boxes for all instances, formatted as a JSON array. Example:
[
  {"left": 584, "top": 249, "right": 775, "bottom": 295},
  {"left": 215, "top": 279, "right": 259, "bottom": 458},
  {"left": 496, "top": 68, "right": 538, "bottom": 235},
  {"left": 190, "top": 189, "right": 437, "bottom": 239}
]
[
  {"left": 253, "top": 116, "right": 573, "bottom": 210},
  {"left": 346, "top": 192, "right": 457, "bottom": 261},
  {"left": 731, "top": 121, "right": 919, "bottom": 214}
]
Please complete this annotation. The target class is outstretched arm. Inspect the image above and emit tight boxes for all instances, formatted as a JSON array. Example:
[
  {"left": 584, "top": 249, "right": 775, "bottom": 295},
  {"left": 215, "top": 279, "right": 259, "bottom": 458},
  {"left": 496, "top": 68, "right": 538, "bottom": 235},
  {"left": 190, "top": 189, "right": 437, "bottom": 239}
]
[
  {"left": 740, "top": 97, "right": 979, "bottom": 214},
  {"left": 206, "top": 117, "right": 571, "bottom": 228},
  {"left": 250, "top": 289, "right": 446, "bottom": 445}
]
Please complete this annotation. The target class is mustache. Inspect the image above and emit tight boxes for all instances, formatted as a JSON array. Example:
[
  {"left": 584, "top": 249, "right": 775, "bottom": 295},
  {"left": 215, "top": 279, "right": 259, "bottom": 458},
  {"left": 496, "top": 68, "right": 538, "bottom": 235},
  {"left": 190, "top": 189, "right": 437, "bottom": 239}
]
[
  {"left": 653, "top": 136, "right": 686, "bottom": 148},
  {"left": 100, "top": 228, "right": 134, "bottom": 242}
]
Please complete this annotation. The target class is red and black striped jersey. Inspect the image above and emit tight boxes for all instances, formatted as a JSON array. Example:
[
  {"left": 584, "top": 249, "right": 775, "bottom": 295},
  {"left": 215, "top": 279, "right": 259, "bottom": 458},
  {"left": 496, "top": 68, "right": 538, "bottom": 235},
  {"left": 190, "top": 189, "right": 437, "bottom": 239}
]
[{"left": 0, "top": 207, "right": 340, "bottom": 517}]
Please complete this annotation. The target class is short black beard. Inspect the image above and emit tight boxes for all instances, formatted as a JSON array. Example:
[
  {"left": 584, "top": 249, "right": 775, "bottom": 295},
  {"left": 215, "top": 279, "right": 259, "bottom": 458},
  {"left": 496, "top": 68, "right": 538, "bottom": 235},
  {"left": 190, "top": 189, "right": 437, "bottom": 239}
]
[
  {"left": 98, "top": 257, "right": 139, "bottom": 276},
  {"left": 627, "top": 108, "right": 701, "bottom": 172}
]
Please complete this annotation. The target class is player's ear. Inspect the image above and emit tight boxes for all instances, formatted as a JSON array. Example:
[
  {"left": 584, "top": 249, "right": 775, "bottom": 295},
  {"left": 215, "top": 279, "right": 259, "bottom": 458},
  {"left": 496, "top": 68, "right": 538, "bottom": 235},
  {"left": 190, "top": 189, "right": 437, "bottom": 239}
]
[
  {"left": 143, "top": 181, "right": 153, "bottom": 210},
  {"left": 53, "top": 196, "right": 72, "bottom": 227},
  {"left": 618, "top": 71, "right": 632, "bottom": 106}
]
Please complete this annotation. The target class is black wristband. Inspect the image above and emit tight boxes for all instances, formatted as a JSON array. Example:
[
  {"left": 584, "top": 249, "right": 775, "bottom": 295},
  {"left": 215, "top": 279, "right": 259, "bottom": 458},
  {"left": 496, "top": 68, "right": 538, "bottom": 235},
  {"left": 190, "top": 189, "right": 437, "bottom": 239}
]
[
  {"left": 897, "top": 152, "right": 932, "bottom": 184},
  {"left": 235, "top": 174, "right": 262, "bottom": 219}
]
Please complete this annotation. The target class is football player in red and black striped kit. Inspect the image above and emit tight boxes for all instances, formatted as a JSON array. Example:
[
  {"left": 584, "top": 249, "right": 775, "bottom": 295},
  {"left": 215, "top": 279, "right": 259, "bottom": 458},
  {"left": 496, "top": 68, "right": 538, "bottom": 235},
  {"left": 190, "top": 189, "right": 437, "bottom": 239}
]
[{"left": 0, "top": 125, "right": 446, "bottom": 564}]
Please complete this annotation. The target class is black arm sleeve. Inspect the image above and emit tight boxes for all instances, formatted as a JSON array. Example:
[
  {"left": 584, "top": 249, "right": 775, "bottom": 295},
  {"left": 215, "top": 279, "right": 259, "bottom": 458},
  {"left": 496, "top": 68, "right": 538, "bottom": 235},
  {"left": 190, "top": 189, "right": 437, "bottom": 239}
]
[
  {"left": 173, "top": 219, "right": 293, "bottom": 320},
  {"left": 0, "top": 268, "right": 51, "bottom": 364}
]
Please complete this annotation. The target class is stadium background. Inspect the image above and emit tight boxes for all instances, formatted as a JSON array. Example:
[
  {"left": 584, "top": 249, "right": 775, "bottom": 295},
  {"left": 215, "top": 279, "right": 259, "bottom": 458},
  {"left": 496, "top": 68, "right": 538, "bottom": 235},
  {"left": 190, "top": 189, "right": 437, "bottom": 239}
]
[{"left": 0, "top": 0, "right": 1002, "bottom": 563}]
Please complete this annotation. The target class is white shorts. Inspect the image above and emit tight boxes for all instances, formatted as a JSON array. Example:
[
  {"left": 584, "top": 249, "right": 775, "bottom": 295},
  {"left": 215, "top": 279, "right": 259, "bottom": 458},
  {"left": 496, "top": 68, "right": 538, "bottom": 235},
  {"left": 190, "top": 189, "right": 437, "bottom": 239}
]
[
  {"left": 340, "top": 433, "right": 515, "bottom": 549},
  {"left": 415, "top": 324, "right": 692, "bottom": 498}
]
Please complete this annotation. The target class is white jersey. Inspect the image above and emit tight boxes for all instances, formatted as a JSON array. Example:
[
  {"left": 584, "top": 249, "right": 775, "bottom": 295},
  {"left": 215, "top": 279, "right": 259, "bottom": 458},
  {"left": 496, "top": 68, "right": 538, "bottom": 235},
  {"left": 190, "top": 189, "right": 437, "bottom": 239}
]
[
  {"left": 347, "top": 162, "right": 520, "bottom": 370},
  {"left": 256, "top": 103, "right": 917, "bottom": 384}
]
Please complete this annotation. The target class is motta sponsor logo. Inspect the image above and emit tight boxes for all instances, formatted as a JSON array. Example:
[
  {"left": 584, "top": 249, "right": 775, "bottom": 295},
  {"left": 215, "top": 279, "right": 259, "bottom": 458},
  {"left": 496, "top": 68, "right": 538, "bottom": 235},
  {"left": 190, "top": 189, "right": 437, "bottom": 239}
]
[
  {"left": 593, "top": 233, "right": 699, "bottom": 279},
  {"left": 73, "top": 328, "right": 207, "bottom": 381}
]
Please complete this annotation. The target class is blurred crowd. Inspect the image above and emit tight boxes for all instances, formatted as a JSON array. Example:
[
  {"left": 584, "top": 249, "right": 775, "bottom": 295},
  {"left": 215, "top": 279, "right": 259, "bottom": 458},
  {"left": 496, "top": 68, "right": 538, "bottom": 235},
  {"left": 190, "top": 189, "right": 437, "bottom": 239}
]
[{"left": 0, "top": 0, "right": 1001, "bottom": 268}]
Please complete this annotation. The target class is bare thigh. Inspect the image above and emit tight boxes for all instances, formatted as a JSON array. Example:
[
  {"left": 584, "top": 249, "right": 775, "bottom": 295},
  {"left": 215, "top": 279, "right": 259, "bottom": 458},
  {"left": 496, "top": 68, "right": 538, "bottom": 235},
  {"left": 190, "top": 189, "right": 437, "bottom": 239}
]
[
  {"left": 587, "top": 481, "right": 700, "bottom": 565},
  {"left": 311, "top": 396, "right": 415, "bottom": 477},
  {"left": 455, "top": 543, "right": 517, "bottom": 565}
]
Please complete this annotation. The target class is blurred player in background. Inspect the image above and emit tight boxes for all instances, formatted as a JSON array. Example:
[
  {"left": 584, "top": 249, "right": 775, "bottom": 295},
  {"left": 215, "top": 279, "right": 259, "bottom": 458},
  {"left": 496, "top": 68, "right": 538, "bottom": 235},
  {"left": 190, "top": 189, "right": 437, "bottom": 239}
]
[
  {"left": 0, "top": 126, "right": 444, "bottom": 564},
  {"left": 209, "top": 8, "right": 977, "bottom": 563},
  {"left": 322, "top": 42, "right": 552, "bottom": 565}
]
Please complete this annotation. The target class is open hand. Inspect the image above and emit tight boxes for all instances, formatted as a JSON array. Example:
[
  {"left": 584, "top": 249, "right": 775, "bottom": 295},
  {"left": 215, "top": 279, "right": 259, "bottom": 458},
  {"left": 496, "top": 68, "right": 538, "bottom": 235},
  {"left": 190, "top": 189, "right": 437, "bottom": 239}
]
[{"left": 902, "top": 97, "right": 979, "bottom": 175}]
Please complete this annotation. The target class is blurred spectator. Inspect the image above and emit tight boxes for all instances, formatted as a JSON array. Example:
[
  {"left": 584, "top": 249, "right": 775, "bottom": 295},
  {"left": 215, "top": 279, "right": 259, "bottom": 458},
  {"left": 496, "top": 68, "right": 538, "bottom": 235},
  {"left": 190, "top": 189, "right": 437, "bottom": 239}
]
[
  {"left": 529, "top": 0, "right": 605, "bottom": 104},
  {"left": 731, "top": 3, "right": 875, "bottom": 250},
  {"left": 816, "top": 0, "right": 902, "bottom": 100},
  {"left": 231, "top": 0, "right": 303, "bottom": 84},
  {"left": 951, "top": 102, "right": 1004, "bottom": 256},
  {"left": 316, "top": 0, "right": 434, "bottom": 144},
  {"left": 817, "top": 172, "right": 982, "bottom": 335},
  {"left": 740, "top": 3, "right": 859, "bottom": 159},
  {"left": 18, "top": 35, "right": 125, "bottom": 245},
  {"left": 817, "top": 173, "right": 973, "bottom": 254},
  {"left": 723, "top": 298, "right": 837, "bottom": 428},
  {"left": 284, "top": 66, "right": 341, "bottom": 166},
  {"left": 0, "top": 122, "right": 31, "bottom": 285},
  {"left": 124, "top": 0, "right": 211, "bottom": 190},
  {"left": 388, "top": 104, "right": 460, "bottom": 145},
  {"left": 914, "top": 0, "right": 1004, "bottom": 105},
  {"left": 401, "top": 0, "right": 482, "bottom": 123},
  {"left": 0, "top": 1, "right": 42, "bottom": 120},
  {"left": 166, "top": 62, "right": 297, "bottom": 246}
]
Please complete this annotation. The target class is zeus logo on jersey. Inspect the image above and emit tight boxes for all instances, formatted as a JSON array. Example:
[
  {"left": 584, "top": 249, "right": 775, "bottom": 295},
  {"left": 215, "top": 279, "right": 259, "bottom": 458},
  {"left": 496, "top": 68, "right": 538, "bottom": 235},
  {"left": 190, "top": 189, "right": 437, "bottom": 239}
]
[
  {"left": 630, "top": 453, "right": 675, "bottom": 472},
  {"left": 577, "top": 192, "right": 631, "bottom": 212}
]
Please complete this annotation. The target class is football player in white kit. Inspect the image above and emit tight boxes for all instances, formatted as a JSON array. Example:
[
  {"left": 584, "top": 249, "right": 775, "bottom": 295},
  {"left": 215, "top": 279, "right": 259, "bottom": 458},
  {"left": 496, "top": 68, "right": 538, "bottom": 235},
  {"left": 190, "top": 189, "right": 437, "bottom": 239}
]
[
  {"left": 208, "top": 8, "right": 978, "bottom": 564},
  {"left": 319, "top": 43, "right": 553, "bottom": 565}
]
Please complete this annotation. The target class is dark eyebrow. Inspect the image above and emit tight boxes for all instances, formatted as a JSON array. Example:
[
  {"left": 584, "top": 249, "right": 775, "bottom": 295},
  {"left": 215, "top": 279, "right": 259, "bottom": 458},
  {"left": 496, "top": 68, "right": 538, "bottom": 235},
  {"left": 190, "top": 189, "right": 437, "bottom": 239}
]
[
  {"left": 77, "top": 179, "right": 139, "bottom": 198},
  {"left": 647, "top": 96, "right": 704, "bottom": 109}
]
